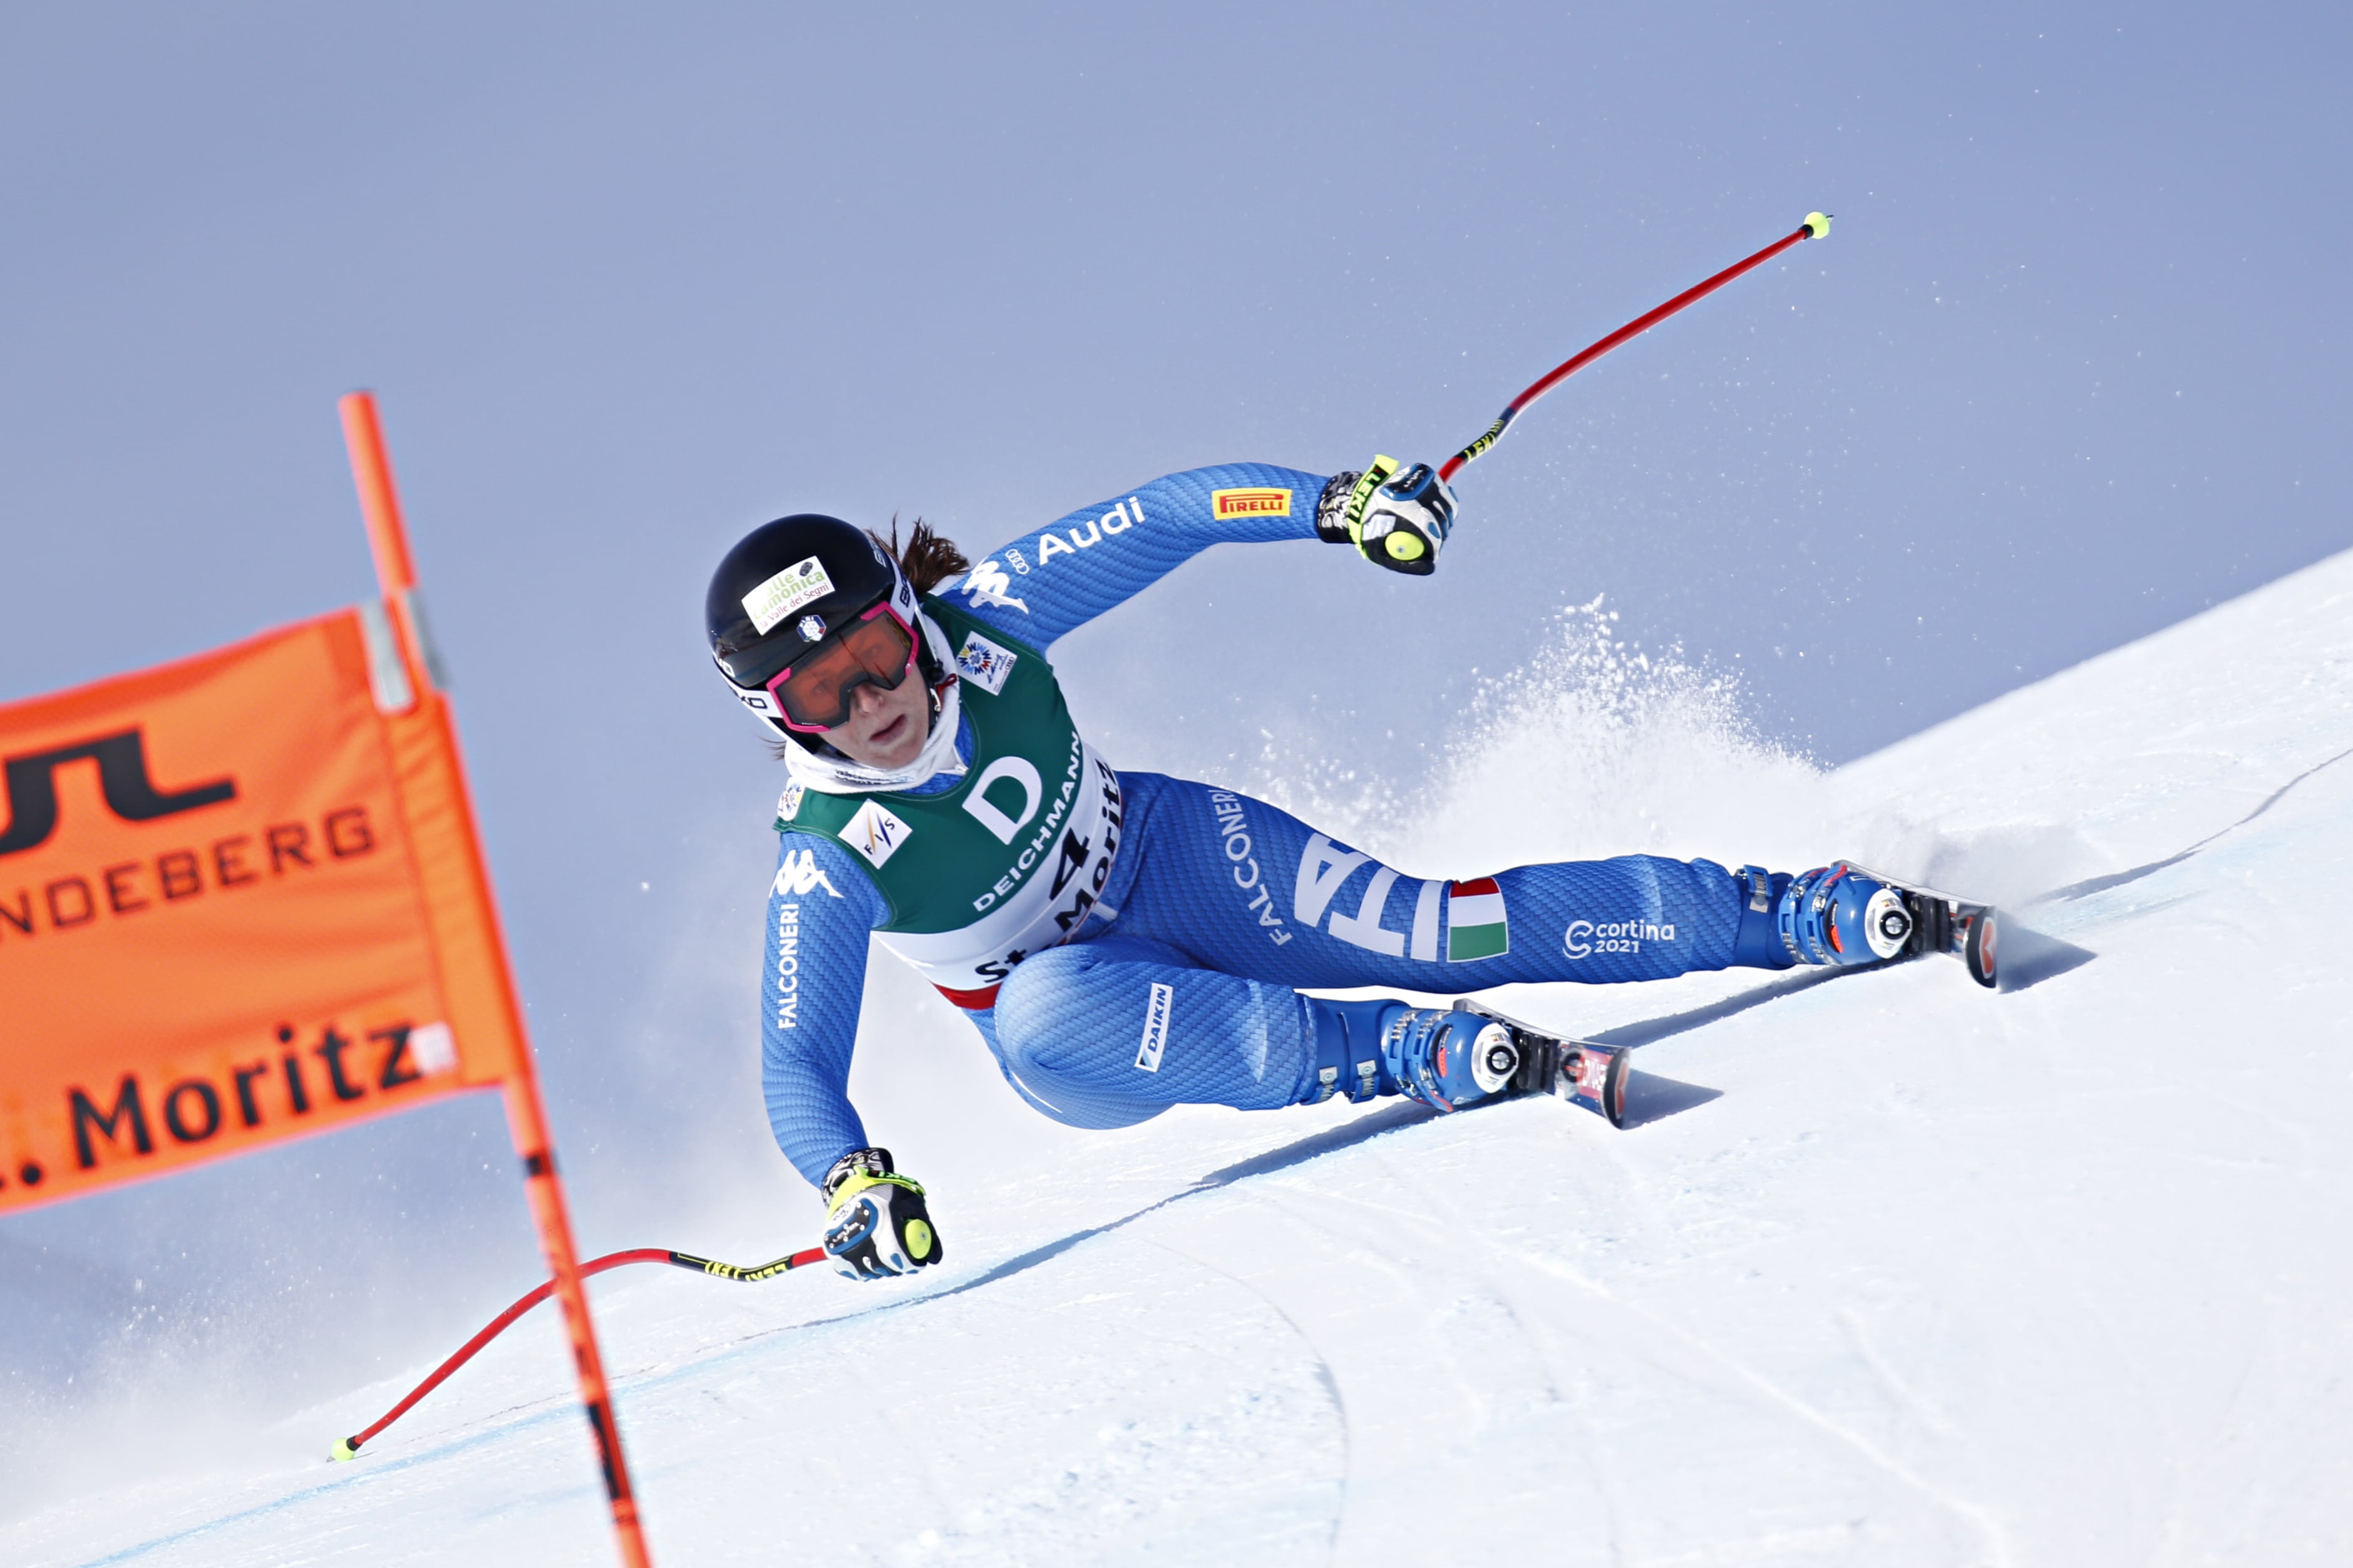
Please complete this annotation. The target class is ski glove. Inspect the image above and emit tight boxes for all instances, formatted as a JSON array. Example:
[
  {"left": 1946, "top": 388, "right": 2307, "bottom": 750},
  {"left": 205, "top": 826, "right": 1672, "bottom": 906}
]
[
  {"left": 1315, "top": 456, "right": 1458, "bottom": 576},
  {"left": 821, "top": 1147, "right": 944, "bottom": 1282}
]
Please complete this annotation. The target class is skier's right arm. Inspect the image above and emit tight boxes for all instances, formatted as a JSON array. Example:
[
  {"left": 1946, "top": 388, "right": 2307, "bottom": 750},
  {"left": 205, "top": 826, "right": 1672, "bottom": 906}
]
[{"left": 759, "top": 833, "right": 893, "bottom": 1189}]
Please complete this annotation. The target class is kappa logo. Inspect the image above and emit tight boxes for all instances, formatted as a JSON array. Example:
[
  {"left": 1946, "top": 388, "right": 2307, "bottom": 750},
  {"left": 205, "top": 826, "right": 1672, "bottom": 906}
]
[
  {"left": 1134, "top": 981, "right": 1173, "bottom": 1073},
  {"left": 1, "top": 729, "right": 237, "bottom": 858},
  {"left": 840, "top": 799, "right": 912, "bottom": 869},
  {"left": 954, "top": 632, "right": 1019, "bottom": 695},
  {"left": 771, "top": 848, "right": 842, "bottom": 898},
  {"left": 960, "top": 560, "right": 1029, "bottom": 615},
  {"left": 1210, "top": 487, "right": 1292, "bottom": 521}
]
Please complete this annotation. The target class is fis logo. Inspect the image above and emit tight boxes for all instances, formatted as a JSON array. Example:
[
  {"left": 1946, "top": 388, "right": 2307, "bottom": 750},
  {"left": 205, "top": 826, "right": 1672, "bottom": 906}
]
[
  {"left": 1134, "top": 981, "right": 1173, "bottom": 1072},
  {"left": 1, "top": 729, "right": 235, "bottom": 857},
  {"left": 840, "top": 799, "right": 912, "bottom": 869},
  {"left": 1210, "top": 487, "right": 1292, "bottom": 521}
]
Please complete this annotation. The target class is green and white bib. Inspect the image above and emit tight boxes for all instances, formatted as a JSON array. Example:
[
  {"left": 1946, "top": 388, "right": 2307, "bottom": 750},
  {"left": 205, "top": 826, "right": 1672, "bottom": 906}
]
[{"left": 775, "top": 597, "right": 1123, "bottom": 1003}]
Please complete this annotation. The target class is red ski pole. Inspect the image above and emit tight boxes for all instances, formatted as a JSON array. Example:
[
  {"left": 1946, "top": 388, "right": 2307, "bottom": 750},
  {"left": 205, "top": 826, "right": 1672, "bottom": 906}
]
[
  {"left": 332, "top": 1243, "right": 828, "bottom": 1460},
  {"left": 1438, "top": 212, "right": 1831, "bottom": 483}
]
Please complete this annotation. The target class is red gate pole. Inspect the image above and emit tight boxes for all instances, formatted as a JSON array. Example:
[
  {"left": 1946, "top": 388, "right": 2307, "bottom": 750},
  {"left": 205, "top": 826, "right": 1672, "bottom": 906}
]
[{"left": 339, "top": 391, "right": 654, "bottom": 1568}]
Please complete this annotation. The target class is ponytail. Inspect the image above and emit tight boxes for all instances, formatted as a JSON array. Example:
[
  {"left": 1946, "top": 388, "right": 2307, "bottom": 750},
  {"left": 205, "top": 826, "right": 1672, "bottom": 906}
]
[{"left": 867, "top": 516, "right": 969, "bottom": 597}]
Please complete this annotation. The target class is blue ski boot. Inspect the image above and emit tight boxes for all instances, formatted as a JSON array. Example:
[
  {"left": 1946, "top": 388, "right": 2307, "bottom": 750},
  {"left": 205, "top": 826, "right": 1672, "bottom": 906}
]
[
  {"left": 1778, "top": 862, "right": 1918, "bottom": 966},
  {"left": 1736, "top": 861, "right": 1999, "bottom": 986},
  {"left": 1306, "top": 998, "right": 1519, "bottom": 1111},
  {"left": 1305, "top": 998, "right": 1630, "bottom": 1122},
  {"left": 1380, "top": 1005, "right": 1527, "bottom": 1112}
]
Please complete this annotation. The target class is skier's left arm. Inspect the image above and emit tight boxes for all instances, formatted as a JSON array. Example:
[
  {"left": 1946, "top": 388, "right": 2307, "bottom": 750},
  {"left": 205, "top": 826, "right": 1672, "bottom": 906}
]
[{"left": 944, "top": 458, "right": 1457, "bottom": 647}]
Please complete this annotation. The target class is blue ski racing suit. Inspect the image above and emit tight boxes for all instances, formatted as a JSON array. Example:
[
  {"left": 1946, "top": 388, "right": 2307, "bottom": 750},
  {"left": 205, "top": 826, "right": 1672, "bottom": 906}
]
[{"left": 754, "top": 463, "right": 1803, "bottom": 1192}]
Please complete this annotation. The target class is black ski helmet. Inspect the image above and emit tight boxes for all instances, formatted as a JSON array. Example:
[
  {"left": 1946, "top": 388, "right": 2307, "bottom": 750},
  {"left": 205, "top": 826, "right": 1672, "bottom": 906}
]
[{"left": 705, "top": 513, "right": 935, "bottom": 744}]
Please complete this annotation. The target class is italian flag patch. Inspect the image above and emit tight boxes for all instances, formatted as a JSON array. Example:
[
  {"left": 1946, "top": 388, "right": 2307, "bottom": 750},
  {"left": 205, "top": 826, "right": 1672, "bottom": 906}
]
[{"left": 1446, "top": 878, "right": 1510, "bottom": 961}]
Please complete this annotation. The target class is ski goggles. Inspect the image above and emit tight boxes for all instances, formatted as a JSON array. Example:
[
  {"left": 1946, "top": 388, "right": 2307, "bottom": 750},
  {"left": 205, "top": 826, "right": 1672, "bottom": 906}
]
[{"left": 764, "top": 603, "right": 919, "bottom": 733}]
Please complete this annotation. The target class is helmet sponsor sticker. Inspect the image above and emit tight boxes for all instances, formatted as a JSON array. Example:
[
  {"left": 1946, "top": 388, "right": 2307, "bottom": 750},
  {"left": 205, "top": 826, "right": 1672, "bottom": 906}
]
[
  {"left": 743, "top": 556, "right": 835, "bottom": 635},
  {"left": 954, "top": 631, "right": 1019, "bottom": 695},
  {"left": 1211, "top": 486, "right": 1292, "bottom": 521},
  {"left": 796, "top": 613, "right": 828, "bottom": 643},
  {"left": 841, "top": 799, "right": 912, "bottom": 869}
]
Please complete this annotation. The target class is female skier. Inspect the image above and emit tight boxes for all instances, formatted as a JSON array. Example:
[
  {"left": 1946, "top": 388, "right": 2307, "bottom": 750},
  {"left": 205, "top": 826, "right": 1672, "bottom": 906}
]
[{"left": 704, "top": 458, "right": 1925, "bottom": 1281}]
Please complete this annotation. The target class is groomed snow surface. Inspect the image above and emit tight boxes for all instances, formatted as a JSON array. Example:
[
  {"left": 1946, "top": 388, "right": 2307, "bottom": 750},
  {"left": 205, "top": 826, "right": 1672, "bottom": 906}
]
[{"left": 16, "top": 549, "right": 2353, "bottom": 1566}]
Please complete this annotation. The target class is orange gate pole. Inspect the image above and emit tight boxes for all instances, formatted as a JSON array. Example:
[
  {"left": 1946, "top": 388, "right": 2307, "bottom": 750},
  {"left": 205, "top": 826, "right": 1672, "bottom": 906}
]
[{"left": 338, "top": 392, "right": 654, "bottom": 1568}]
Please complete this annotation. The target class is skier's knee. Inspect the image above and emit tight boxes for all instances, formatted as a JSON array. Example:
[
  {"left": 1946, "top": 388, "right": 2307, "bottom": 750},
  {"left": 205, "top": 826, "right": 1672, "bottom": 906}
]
[
  {"left": 992, "top": 1009, "right": 1165, "bottom": 1132},
  {"left": 991, "top": 945, "right": 1094, "bottom": 1043},
  {"left": 992, "top": 947, "right": 1182, "bottom": 1127},
  {"left": 993, "top": 953, "right": 1102, "bottom": 1078}
]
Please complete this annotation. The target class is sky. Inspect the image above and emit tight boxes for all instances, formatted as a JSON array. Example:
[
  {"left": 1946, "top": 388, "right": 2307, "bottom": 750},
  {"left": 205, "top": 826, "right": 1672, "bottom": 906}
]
[{"left": 2, "top": 0, "right": 2348, "bottom": 1511}]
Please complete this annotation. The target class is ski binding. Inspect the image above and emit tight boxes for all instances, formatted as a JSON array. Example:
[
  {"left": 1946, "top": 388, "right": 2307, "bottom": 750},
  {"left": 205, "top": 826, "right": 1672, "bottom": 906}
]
[
  {"left": 1844, "top": 863, "right": 2000, "bottom": 989},
  {"left": 1452, "top": 998, "right": 1630, "bottom": 1128}
]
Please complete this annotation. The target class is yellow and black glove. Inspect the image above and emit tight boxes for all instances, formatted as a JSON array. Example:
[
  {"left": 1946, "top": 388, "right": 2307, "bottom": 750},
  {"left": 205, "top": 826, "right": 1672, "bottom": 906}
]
[
  {"left": 820, "top": 1147, "right": 943, "bottom": 1281},
  {"left": 1314, "top": 456, "right": 1458, "bottom": 576}
]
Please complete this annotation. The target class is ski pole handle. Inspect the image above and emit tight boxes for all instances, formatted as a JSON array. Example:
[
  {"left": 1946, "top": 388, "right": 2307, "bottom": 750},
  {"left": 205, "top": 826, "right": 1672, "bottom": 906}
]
[{"left": 1437, "top": 212, "right": 1830, "bottom": 483}]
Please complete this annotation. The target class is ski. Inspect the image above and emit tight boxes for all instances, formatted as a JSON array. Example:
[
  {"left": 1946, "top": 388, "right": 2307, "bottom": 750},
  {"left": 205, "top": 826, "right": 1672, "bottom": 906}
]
[
  {"left": 1451, "top": 998, "right": 1632, "bottom": 1127},
  {"left": 1845, "top": 863, "right": 2001, "bottom": 989}
]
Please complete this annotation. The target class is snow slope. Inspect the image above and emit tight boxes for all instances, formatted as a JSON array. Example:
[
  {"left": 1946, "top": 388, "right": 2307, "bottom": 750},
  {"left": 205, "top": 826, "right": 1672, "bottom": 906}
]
[{"left": 13, "top": 547, "right": 2353, "bottom": 1567}]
